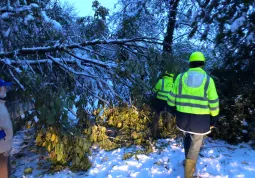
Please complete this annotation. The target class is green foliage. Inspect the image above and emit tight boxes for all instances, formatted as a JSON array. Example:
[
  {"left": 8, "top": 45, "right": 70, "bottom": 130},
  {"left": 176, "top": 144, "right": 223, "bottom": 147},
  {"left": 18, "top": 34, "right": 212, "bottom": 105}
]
[
  {"left": 0, "top": 0, "right": 64, "bottom": 51},
  {"left": 92, "top": 0, "right": 109, "bottom": 20},
  {"left": 90, "top": 105, "right": 168, "bottom": 153},
  {"left": 80, "top": 105, "right": 157, "bottom": 154},
  {"left": 210, "top": 93, "right": 255, "bottom": 144},
  {"left": 76, "top": 16, "right": 109, "bottom": 40},
  {"left": 73, "top": 0, "right": 109, "bottom": 40},
  {"left": 9, "top": 69, "right": 77, "bottom": 130},
  {"left": 210, "top": 59, "right": 255, "bottom": 144},
  {"left": 123, "top": 149, "right": 152, "bottom": 160},
  {"left": 85, "top": 125, "right": 118, "bottom": 151},
  {"left": 36, "top": 127, "right": 92, "bottom": 171},
  {"left": 77, "top": 106, "right": 90, "bottom": 130},
  {"left": 24, "top": 167, "right": 33, "bottom": 175}
]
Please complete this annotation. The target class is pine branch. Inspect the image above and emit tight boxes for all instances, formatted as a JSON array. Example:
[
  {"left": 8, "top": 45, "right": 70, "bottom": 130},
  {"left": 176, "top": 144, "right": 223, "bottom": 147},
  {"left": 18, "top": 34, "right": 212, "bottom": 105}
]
[
  {"left": 76, "top": 78, "right": 110, "bottom": 106},
  {"left": 0, "top": 38, "right": 163, "bottom": 58},
  {"left": 8, "top": 68, "right": 25, "bottom": 90},
  {"left": 63, "top": 49, "right": 116, "bottom": 69},
  {"left": 47, "top": 55, "right": 102, "bottom": 79},
  {"left": 0, "top": 3, "right": 39, "bottom": 13}
]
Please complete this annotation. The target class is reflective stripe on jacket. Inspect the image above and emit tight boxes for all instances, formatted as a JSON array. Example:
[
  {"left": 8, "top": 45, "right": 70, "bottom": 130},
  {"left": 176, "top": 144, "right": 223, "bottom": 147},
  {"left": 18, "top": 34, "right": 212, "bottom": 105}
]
[
  {"left": 153, "top": 76, "right": 174, "bottom": 101},
  {"left": 167, "top": 68, "right": 219, "bottom": 116}
]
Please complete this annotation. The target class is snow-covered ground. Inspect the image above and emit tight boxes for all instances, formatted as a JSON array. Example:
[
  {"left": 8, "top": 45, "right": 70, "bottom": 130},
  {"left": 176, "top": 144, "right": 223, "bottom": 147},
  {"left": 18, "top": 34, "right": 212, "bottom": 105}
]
[{"left": 11, "top": 129, "right": 255, "bottom": 178}]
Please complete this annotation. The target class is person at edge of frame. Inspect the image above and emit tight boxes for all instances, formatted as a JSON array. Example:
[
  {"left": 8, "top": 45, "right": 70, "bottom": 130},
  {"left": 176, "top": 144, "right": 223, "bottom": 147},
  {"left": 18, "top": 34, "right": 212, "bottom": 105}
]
[{"left": 0, "top": 78, "right": 13, "bottom": 178}]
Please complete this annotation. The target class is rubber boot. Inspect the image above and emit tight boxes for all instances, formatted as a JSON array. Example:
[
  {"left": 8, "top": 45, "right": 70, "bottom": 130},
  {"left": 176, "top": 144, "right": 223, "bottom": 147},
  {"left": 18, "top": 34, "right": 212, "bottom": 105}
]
[{"left": 185, "top": 159, "right": 196, "bottom": 178}]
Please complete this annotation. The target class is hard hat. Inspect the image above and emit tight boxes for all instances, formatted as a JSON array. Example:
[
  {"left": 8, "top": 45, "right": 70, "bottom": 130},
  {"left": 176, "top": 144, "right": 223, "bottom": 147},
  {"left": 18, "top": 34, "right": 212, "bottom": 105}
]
[
  {"left": 165, "top": 71, "right": 174, "bottom": 77},
  {"left": 189, "top": 52, "right": 205, "bottom": 62}
]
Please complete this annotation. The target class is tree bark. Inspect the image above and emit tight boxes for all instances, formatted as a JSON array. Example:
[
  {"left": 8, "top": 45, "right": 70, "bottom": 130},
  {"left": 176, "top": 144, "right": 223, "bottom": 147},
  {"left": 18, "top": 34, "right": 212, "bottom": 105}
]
[{"left": 163, "top": 0, "right": 180, "bottom": 53}]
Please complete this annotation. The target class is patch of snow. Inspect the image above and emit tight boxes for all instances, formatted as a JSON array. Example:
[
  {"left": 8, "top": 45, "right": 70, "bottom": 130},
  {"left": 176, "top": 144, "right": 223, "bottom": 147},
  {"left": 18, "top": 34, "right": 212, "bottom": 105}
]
[
  {"left": 24, "top": 14, "right": 35, "bottom": 25},
  {"left": 4, "top": 27, "right": 11, "bottom": 38},
  {"left": 246, "top": 32, "right": 255, "bottom": 45},
  {"left": 3, "top": 58, "right": 12, "bottom": 65},
  {"left": 34, "top": 116, "right": 39, "bottom": 123},
  {"left": 1, "top": 12, "right": 10, "bottom": 19},
  {"left": 234, "top": 95, "right": 242, "bottom": 103},
  {"left": 41, "top": 11, "right": 62, "bottom": 31},
  {"left": 21, "top": 114, "right": 25, "bottom": 119},
  {"left": 126, "top": 6, "right": 142, "bottom": 17},
  {"left": 191, "top": 10, "right": 198, "bottom": 23},
  {"left": 241, "top": 120, "right": 248, "bottom": 126},
  {"left": 51, "top": 20, "right": 62, "bottom": 31},
  {"left": 11, "top": 130, "right": 26, "bottom": 155},
  {"left": 67, "top": 105, "right": 78, "bottom": 125},
  {"left": 30, "top": 3, "right": 39, "bottom": 8},
  {"left": 230, "top": 16, "right": 246, "bottom": 32},
  {"left": 11, "top": 134, "right": 255, "bottom": 178},
  {"left": 15, "top": 67, "right": 22, "bottom": 73}
]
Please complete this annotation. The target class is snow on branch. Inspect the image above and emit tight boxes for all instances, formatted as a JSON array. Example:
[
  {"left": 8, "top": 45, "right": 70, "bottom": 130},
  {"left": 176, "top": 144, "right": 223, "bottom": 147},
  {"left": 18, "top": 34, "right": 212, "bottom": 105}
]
[
  {"left": 0, "top": 38, "right": 163, "bottom": 58},
  {"left": 76, "top": 78, "right": 110, "bottom": 105},
  {"left": 8, "top": 68, "right": 25, "bottom": 90},
  {"left": 0, "top": 58, "right": 74, "bottom": 65},
  {"left": 63, "top": 49, "right": 116, "bottom": 69},
  {"left": 47, "top": 55, "right": 104, "bottom": 79},
  {"left": 0, "top": 3, "right": 39, "bottom": 13},
  {"left": 1, "top": 54, "right": 116, "bottom": 71}
]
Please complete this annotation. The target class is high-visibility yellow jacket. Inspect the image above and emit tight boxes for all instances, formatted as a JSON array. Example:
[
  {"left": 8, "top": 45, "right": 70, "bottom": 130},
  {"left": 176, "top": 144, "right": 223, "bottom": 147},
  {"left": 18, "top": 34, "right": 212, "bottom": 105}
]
[
  {"left": 167, "top": 68, "right": 219, "bottom": 116},
  {"left": 153, "top": 76, "right": 174, "bottom": 101}
]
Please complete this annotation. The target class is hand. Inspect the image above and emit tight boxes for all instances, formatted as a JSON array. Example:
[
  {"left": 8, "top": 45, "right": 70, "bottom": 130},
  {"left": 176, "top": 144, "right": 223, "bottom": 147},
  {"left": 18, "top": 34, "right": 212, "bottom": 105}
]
[
  {"left": 210, "top": 115, "right": 219, "bottom": 127},
  {"left": 0, "top": 130, "right": 6, "bottom": 140}
]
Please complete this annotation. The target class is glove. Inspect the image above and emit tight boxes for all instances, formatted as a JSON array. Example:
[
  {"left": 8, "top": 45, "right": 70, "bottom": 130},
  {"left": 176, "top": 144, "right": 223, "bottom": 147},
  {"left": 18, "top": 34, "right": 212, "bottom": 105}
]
[
  {"left": 210, "top": 115, "right": 219, "bottom": 127},
  {"left": 0, "top": 129, "right": 6, "bottom": 140}
]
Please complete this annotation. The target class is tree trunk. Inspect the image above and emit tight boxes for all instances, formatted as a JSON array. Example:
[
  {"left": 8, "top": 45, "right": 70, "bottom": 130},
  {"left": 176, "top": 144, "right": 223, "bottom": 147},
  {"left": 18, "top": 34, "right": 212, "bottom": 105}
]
[{"left": 163, "top": 0, "right": 180, "bottom": 53}]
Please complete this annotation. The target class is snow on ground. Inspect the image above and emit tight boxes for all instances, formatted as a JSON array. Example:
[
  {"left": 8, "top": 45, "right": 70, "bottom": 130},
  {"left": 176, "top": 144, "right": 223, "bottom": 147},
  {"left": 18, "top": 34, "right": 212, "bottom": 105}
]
[{"left": 11, "top": 129, "right": 255, "bottom": 178}]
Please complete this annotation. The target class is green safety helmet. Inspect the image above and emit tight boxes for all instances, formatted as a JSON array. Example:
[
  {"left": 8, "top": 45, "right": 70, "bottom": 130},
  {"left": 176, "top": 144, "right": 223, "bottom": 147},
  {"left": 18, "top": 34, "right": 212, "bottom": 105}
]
[
  {"left": 165, "top": 71, "right": 174, "bottom": 77},
  {"left": 189, "top": 51, "right": 205, "bottom": 62}
]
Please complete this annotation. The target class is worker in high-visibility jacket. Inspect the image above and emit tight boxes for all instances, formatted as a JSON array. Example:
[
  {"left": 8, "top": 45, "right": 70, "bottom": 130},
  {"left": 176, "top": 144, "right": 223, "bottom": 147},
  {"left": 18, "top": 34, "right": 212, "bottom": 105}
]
[
  {"left": 152, "top": 71, "right": 174, "bottom": 138},
  {"left": 167, "top": 52, "right": 219, "bottom": 178}
]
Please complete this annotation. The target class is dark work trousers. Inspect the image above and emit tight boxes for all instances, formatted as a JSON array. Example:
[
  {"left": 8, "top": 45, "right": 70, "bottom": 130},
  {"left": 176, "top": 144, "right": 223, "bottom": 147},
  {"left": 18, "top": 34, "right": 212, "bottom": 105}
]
[
  {"left": 152, "top": 111, "right": 161, "bottom": 138},
  {"left": 0, "top": 153, "right": 11, "bottom": 178},
  {"left": 183, "top": 133, "right": 203, "bottom": 160},
  {"left": 152, "top": 98, "right": 168, "bottom": 138}
]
